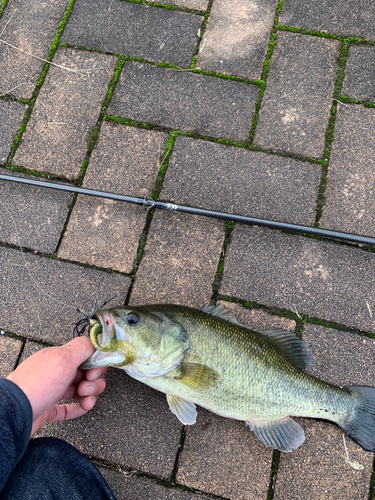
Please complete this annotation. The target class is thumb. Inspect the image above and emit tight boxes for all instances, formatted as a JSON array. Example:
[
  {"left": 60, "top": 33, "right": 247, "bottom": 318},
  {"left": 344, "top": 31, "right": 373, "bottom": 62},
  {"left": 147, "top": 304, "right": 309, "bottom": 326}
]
[{"left": 61, "top": 336, "right": 96, "bottom": 368}]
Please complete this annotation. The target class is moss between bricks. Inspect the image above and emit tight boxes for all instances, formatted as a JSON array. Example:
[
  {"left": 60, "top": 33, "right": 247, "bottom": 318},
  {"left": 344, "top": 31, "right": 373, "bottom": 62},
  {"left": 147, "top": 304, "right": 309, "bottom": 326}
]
[
  {"left": 315, "top": 40, "right": 348, "bottom": 226},
  {"left": 247, "top": 0, "right": 282, "bottom": 144},
  {"left": 217, "top": 296, "right": 375, "bottom": 340},
  {"left": 5, "top": 0, "right": 76, "bottom": 169}
]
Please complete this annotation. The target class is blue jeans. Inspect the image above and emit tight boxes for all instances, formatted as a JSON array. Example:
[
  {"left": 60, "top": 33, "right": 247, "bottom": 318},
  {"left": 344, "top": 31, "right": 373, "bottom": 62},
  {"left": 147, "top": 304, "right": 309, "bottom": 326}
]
[{"left": 0, "top": 437, "right": 116, "bottom": 500}]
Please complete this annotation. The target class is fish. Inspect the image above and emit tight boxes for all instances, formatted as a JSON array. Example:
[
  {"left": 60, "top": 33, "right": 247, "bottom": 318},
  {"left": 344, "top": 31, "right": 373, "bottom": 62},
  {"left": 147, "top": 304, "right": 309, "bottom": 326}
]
[{"left": 80, "top": 303, "right": 375, "bottom": 453}]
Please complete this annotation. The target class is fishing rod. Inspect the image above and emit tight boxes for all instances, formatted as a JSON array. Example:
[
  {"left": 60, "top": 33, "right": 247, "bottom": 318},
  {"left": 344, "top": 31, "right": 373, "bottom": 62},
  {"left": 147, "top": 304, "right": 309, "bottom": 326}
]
[{"left": 1, "top": 173, "right": 375, "bottom": 247}]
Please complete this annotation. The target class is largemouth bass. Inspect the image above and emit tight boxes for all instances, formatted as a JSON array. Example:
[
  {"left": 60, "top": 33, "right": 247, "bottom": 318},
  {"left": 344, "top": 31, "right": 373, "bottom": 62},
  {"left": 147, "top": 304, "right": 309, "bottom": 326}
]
[{"left": 80, "top": 303, "right": 375, "bottom": 453}]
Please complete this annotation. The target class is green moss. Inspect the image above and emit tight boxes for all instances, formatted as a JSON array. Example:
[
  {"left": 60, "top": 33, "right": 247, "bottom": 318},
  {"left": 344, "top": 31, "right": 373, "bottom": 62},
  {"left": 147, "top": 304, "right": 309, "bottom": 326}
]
[
  {"left": 118, "top": 0, "right": 182, "bottom": 11},
  {"left": 152, "top": 131, "right": 180, "bottom": 200},
  {"left": 5, "top": 0, "right": 76, "bottom": 169},
  {"left": 315, "top": 41, "right": 349, "bottom": 224},
  {"left": 77, "top": 56, "right": 125, "bottom": 184},
  {"left": 267, "top": 449, "right": 280, "bottom": 500},
  {"left": 314, "top": 164, "right": 327, "bottom": 227},
  {"left": 247, "top": 24, "right": 278, "bottom": 143},
  {"left": 369, "top": 467, "right": 375, "bottom": 500},
  {"left": 211, "top": 222, "right": 236, "bottom": 301},
  {"left": 276, "top": 25, "right": 342, "bottom": 40},
  {"left": 0, "top": 0, "right": 9, "bottom": 17}
]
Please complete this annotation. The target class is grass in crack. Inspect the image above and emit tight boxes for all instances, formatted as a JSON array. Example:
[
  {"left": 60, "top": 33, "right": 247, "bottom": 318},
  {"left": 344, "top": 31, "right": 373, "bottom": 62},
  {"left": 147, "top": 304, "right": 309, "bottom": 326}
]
[
  {"left": 76, "top": 56, "right": 125, "bottom": 184},
  {"left": 316, "top": 41, "right": 349, "bottom": 224},
  {"left": 369, "top": 459, "right": 375, "bottom": 500},
  {"left": 189, "top": 0, "right": 214, "bottom": 69},
  {"left": 267, "top": 449, "right": 280, "bottom": 500},
  {"left": 277, "top": 25, "right": 375, "bottom": 44},
  {"left": 314, "top": 163, "right": 327, "bottom": 227},
  {"left": 211, "top": 221, "right": 236, "bottom": 302},
  {"left": 5, "top": 0, "right": 76, "bottom": 168},
  {"left": 247, "top": 0, "right": 283, "bottom": 144},
  {"left": 216, "top": 296, "right": 375, "bottom": 339},
  {"left": 247, "top": 15, "right": 278, "bottom": 144},
  {"left": 0, "top": 0, "right": 9, "bottom": 18},
  {"left": 152, "top": 131, "right": 180, "bottom": 200}
]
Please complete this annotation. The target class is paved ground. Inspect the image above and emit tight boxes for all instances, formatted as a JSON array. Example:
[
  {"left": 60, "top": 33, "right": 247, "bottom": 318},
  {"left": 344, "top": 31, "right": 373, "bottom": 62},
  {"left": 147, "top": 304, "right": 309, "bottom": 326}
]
[{"left": 1, "top": 0, "right": 375, "bottom": 498}]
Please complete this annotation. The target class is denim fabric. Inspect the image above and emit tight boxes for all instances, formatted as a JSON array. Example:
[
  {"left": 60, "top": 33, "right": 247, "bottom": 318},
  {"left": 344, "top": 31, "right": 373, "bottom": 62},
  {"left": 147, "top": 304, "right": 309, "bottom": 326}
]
[{"left": 0, "top": 437, "right": 117, "bottom": 500}]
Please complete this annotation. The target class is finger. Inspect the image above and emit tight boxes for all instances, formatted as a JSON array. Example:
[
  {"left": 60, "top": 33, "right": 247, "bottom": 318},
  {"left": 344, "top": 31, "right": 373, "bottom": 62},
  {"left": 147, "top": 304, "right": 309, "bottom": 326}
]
[
  {"left": 71, "top": 369, "right": 85, "bottom": 386},
  {"left": 61, "top": 337, "right": 96, "bottom": 369},
  {"left": 76, "top": 394, "right": 99, "bottom": 412},
  {"left": 77, "top": 377, "right": 106, "bottom": 397},
  {"left": 85, "top": 367, "right": 108, "bottom": 381},
  {"left": 49, "top": 402, "right": 91, "bottom": 422},
  {"left": 61, "top": 385, "right": 78, "bottom": 401}
]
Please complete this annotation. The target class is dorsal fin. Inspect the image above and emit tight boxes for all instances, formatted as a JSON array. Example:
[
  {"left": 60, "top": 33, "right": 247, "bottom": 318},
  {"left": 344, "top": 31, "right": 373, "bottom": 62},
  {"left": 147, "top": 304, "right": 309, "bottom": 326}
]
[
  {"left": 202, "top": 304, "right": 312, "bottom": 370},
  {"left": 257, "top": 329, "right": 313, "bottom": 370},
  {"left": 202, "top": 304, "right": 242, "bottom": 324}
]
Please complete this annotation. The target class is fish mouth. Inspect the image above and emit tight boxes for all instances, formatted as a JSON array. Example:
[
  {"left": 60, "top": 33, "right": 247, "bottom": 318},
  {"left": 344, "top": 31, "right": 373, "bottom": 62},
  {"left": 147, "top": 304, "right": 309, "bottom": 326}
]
[{"left": 79, "top": 310, "right": 137, "bottom": 370}]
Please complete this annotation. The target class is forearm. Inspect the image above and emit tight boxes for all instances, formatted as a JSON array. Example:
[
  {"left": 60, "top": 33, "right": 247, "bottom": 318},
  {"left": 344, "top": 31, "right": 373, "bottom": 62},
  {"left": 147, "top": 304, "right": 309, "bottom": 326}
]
[{"left": 0, "top": 378, "right": 32, "bottom": 491}]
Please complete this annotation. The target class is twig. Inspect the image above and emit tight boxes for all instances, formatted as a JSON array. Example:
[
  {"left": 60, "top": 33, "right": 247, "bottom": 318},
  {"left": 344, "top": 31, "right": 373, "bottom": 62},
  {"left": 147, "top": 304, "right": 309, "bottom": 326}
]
[
  {"left": 0, "top": 7, "right": 17, "bottom": 38},
  {"left": 365, "top": 301, "right": 372, "bottom": 319},
  {"left": 0, "top": 82, "right": 25, "bottom": 97},
  {"left": 333, "top": 98, "right": 350, "bottom": 108},
  {"left": 0, "top": 39, "right": 101, "bottom": 75},
  {"left": 342, "top": 434, "right": 364, "bottom": 470}
]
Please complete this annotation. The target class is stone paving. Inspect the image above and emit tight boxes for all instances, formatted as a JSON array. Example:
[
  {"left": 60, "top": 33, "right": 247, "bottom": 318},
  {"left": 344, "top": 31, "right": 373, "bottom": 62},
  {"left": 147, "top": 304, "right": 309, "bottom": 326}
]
[{"left": 0, "top": 0, "right": 375, "bottom": 498}]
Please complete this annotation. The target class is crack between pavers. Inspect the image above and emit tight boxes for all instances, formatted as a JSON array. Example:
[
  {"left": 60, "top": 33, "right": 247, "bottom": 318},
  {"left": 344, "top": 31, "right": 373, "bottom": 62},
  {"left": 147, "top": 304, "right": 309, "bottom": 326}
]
[{"left": 217, "top": 296, "right": 375, "bottom": 340}]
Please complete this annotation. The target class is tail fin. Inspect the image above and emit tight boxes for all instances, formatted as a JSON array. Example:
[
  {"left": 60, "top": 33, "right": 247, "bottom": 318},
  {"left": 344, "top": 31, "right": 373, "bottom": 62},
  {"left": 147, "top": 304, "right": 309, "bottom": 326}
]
[{"left": 338, "top": 386, "right": 375, "bottom": 452}]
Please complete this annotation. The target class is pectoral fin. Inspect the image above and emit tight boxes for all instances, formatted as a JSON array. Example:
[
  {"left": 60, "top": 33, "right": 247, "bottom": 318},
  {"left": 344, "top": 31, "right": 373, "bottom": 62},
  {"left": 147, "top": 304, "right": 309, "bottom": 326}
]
[
  {"left": 246, "top": 417, "right": 305, "bottom": 453},
  {"left": 176, "top": 363, "right": 219, "bottom": 390},
  {"left": 167, "top": 395, "right": 197, "bottom": 425}
]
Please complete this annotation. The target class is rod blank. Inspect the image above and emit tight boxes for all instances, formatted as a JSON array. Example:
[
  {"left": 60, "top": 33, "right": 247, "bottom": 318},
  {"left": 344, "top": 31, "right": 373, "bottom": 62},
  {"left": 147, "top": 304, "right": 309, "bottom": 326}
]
[{"left": 1, "top": 173, "right": 375, "bottom": 246}]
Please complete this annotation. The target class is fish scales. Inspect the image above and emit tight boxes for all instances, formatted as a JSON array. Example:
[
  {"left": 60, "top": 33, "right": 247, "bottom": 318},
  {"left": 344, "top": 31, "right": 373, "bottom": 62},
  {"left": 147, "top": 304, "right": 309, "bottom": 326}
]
[
  {"left": 80, "top": 303, "right": 375, "bottom": 453},
  {"left": 137, "top": 306, "right": 349, "bottom": 422}
]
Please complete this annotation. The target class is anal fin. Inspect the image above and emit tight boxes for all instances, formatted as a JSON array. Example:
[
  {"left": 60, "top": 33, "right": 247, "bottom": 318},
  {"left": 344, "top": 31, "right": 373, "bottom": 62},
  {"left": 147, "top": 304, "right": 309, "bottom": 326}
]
[
  {"left": 167, "top": 395, "right": 197, "bottom": 425},
  {"left": 246, "top": 417, "right": 305, "bottom": 453}
]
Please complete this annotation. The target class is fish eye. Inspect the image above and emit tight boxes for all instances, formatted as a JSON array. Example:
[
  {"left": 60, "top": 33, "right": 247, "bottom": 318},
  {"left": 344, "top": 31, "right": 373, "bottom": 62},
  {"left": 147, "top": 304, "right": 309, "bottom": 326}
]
[{"left": 126, "top": 313, "right": 140, "bottom": 326}]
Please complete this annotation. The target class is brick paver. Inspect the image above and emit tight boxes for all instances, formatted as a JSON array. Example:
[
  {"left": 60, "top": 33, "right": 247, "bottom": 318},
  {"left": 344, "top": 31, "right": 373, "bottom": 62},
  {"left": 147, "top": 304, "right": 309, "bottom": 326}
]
[
  {"left": 83, "top": 122, "right": 168, "bottom": 198},
  {"left": 274, "top": 419, "right": 373, "bottom": 500},
  {"left": 163, "top": 0, "right": 209, "bottom": 10},
  {"left": 58, "top": 122, "right": 167, "bottom": 272},
  {"left": 0, "top": 101, "right": 26, "bottom": 163},
  {"left": 61, "top": 0, "right": 203, "bottom": 67},
  {"left": 13, "top": 47, "right": 117, "bottom": 179},
  {"left": 0, "top": 0, "right": 70, "bottom": 99},
  {"left": 0, "top": 171, "right": 73, "bottom": 253},
  {"left": 0, "top": 246, "right": 130, "bottom": 344},
  {"left": 342, "top": 45, "right": 375, "bottom": 102},
  {"left": 177, "top": 409, "right": 273, "bottom": 500},
  {"left": 161, "top": 136, "right": 321, "bottom": 225},
  {"left": 217, "top": 301, "right": 297, "bottom": 332},
  {"left": 1, "top": 0, "right": 375, "bottom": 498},
  {"left": 254, "top": 32, "right": 340, "bottom": 158},
  {"left": 221, "top": 225, "right": 375, "bottom": 331},
  {"left": 0, "top": 335, "right": 23, "bottom": 377},
  {"left": 197, "top": 0, "right": 279, "bottom": 80},
  {"left": 130, "top": 211, "right": 225, "bottom": 307},
  {"left": 100, "top": 468, "right": 212, "bottom": 500},
  {"left": 279, "top": 0, "right": 375, "bottom": 41},
  {"left": 320, "top": 105, "right": 375, "bottom": 237},
  {"left": 108, "top": 61, "right": 259, "bottom": 141}
]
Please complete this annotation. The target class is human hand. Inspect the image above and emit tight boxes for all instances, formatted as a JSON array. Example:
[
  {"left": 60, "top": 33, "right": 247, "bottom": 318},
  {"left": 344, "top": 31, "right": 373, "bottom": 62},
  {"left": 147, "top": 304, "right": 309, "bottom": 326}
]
[{"left": 7, "top": 337, "right": 107, "bottom": 436}]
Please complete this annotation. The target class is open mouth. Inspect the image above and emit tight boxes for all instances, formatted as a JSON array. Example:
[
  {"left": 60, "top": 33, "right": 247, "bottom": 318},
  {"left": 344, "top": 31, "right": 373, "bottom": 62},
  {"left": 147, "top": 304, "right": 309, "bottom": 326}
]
[{"left": 80, "top": 312, "right": 137, "bottom": 370}]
